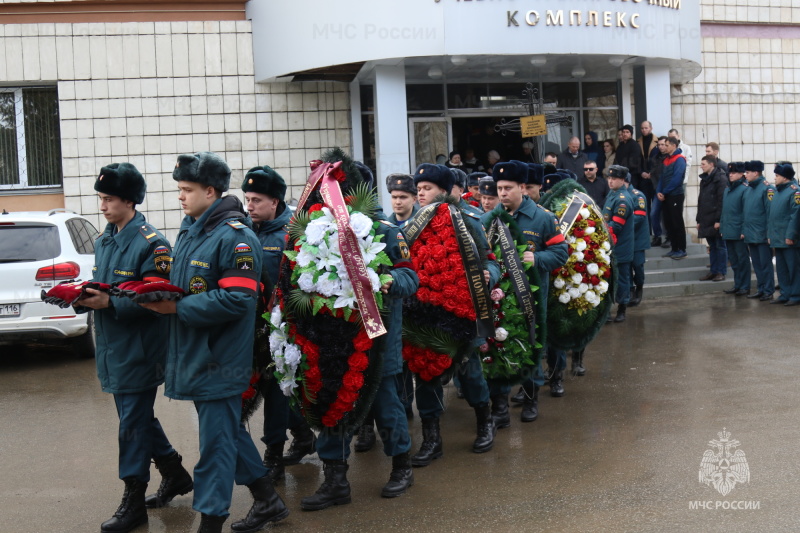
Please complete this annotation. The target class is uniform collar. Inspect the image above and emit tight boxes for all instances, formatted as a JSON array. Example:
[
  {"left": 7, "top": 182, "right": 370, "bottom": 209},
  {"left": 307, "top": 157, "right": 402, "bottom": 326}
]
[
  {"left": 257, "top": 202, "right": 291, "bottom": 234},
  {"left": 511, "top": 195, "right": 536, "bottom": 219},
  {"left": 104, "top": 211, "right": 145, "bottom": 253},
  {"left": 181, "top": 198, "right": 223, "bottom": 237}
]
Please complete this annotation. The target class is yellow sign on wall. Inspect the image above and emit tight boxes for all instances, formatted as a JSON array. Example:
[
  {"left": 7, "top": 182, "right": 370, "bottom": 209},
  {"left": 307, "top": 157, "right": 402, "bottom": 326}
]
[{"left": 520, "top": 115, "right": 547, "bottom": 137}]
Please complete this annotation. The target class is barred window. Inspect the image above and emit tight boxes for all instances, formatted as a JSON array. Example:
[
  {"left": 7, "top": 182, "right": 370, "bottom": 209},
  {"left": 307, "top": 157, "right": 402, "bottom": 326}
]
[{"left": 0, "top": 87, "right": 63, "bottom": 189}]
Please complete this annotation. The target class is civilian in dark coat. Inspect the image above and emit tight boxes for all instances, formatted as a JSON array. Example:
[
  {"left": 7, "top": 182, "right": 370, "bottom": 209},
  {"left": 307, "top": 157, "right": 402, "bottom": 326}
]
[
  {"left": 696, "top": 155, "right": 728, "bottom": 280},
  {"left": 576, "top": 160, "right": 609, "bottom": 207},
  {"left": 615, "top": 125, "right": 643, "bottom": 182},
  {"left": 556, "top": 136, "right": 589, "bottom": 176}
]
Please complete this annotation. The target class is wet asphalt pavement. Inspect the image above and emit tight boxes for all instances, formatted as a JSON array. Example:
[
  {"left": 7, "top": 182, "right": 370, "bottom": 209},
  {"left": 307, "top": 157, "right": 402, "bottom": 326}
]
[{"left": 1, "top": 292, "right": 798, "bottom": 533}]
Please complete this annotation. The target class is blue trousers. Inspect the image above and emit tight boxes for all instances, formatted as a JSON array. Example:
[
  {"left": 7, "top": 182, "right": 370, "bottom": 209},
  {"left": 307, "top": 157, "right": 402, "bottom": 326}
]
[
  {"left": 651, "top": 197, "right": 662, "bottom": 238},
  {"left": 616, "top": 261, "right": 632, "bottom": 305},
  {"left": 489, "top": 381, "right": 512, "bottom": 396},
  {"left": 707, "top": 236, "right": 728, "bottom": 275},
  {"left": 631, "top": 250, "right": 646, "bottom": 288},
  {"left": 547, "top": 346, "right": 567, "bottom": 372},
  {"left": 747, "top": 243, "right": 774, "bottom": 296},
  {"left": 415, "top": 349, "right": 490, "bottom": 419},
  {"left": 317, "top": 374, "right": 411, "bottom": 460},
  {"left": 113, "top": 388, "right": 175, "bottom": 482},
  {"left": 395, "top": 363, "right": 414, "bottom": 412},
  {"left": 726, "top": 239, "right": 751, "bottom": 291},
  {"left": 261, "top": 377, "right": 289, "bottom": 445},
  {"left": 193, "top": 396, "right": 268, "bottom": 517},
  {"left": 774, "top": 247, "right": 800, "bottom": 302}
]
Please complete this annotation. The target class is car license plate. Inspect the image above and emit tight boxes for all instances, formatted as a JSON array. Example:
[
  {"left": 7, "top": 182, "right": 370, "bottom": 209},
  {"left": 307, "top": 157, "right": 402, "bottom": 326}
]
[{"left": 0, "top": 304, "right": 21, "bottom": 317}]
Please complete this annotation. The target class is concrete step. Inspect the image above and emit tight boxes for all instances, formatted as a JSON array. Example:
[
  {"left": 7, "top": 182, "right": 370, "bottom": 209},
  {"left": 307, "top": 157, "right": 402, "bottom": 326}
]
[
  {"left": 644, "top": 253, "right": 710, "bottom": 270},
  {"left": 645, "top": 264, "right": 724, "bottom": 284},
  {"left": 644, "top": 243, "right": 707, "bottom": 258},
  {"left": 643, "top": 278, "right": 736, "bottom": 299}
]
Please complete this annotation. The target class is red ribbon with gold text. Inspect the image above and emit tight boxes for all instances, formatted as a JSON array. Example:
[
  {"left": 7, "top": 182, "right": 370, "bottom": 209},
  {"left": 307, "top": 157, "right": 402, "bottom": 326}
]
[{"left": 319, "top": 171, "right": 387, "bottom": 339}]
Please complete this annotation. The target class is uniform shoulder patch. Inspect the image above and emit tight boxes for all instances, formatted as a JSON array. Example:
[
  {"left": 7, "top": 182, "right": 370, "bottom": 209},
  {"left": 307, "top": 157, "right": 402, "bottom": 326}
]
[
  {"left": 235, "top": 242, "right": 252, "bottom": 254},
  {"left": 153, "top": 245, "right": 169, "bottom": 256},
  {"left": 794, "top": 191, "right": 800, "bottom": 205},
  {"left": 397, "top": 232, "right": 410, "bottom": 259},
  {"left": 227, "top": 221, "right": 247, "bottom": 230},
  {"left": 138, "top": 224, "right": 159, "bottom": 243}
]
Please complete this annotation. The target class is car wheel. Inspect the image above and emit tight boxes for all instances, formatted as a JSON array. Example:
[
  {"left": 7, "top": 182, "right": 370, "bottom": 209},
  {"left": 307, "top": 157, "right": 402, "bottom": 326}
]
[{"left": 71, "top": 311, "right": 96, "bottom": 358}]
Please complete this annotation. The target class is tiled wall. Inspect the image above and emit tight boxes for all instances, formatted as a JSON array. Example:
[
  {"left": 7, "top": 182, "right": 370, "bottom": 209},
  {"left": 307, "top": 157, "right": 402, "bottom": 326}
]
[
  {"left": 0, "top": 20, "right": 351, "bottom": 240},
  {"left": 700, "top": 0, "right": 800, "bottom": 25},
  {"left": 672, "top": 0, "right": 800, "bottom": 234}
]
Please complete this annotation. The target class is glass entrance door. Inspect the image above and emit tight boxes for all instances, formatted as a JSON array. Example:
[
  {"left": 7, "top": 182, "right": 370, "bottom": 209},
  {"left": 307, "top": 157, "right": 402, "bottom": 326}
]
[{"left": 408, "top": 117, "right": 451, "bottom": 169}]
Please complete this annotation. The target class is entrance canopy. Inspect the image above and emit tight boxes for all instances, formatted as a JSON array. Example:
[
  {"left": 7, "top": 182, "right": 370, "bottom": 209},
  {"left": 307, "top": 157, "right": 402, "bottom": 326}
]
[{"left": 247, "top": 0, "right": 701, "bottom": 84}]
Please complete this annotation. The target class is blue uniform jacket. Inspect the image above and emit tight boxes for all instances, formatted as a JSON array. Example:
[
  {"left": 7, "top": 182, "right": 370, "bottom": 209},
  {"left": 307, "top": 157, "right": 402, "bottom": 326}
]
[
  {"left": 388, "top": 204, "right": 418, "bottom": 230},
  {"left": 603, "top": 188, "right": 635, "bottom": 263},
  {"left": 89, "top": 211, "right": 172, "bottom": 394},
  {"left": 463, "top": 207, "right": 501, "bottom": 288},
  {"left": 483, "top": 196, "right": 568, "bottom": 299},
  {"left": 165, "top": 196, "right": 263, "bottom": 401},
  {"left": 767, "top": 180, "right": 800, "bottom": 248},
  {"left": 627, "top": 184, "right": 651, "bottom": 252},
  {"left": 374, "top": 214, "right": 419, "bottom": 376},
  {"left": 742, "top": 176, "right": 770, "bottom": 244},
  {"left": 720, "top": 177, "right": 748, "bottom": 241},
  {"left": 255, "top": 202, "right": 291, "bottom": 284}
]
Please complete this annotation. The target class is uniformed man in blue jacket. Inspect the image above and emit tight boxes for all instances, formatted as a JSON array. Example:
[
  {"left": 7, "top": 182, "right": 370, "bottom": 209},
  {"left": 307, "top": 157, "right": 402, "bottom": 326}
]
[
  {"left": 742, "top": 160, "right": 775, "bottom": 301},
  {"left": 242, "top": 165, "right": 315, "bottom": 482},
  {"left": 766, "top": 163, "right": 800, "bottom": 305},
  {"left": 411, "top": 164, "right": 501, "bottom": 465},
  {"left": 302, "top": 214, "right": 420, "bottom": 509},
  {"left": 485, "top": 161, "right": 569, "bottom": 423},
  {"left": 386, "top": 173, "right": 418, "bottom": 229},
  {"left": 385, "top": 173, "right": 418, "bottom": 418},
  {"left": 604, "top": 165, "right": 636, "bottom": 322},
  {"left": 627, "top": 174, "right": 651, "bottom": 307},
  {"left": 720, "top": 162, "right": 752, "bottom": 295},
  {"left": 140, "top": 152, "right": 288, "bottom": 533},
  {"left": 77, "top": 163, "right": 193, "bottom": 533}
]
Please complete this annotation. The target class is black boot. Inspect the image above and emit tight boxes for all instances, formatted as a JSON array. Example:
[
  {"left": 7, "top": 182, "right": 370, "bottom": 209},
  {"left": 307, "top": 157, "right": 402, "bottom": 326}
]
[
  {"left": 472, "top": 405, "right": 496, "bottom": 453},
  {"left": 197, "top": 514, "right": 226, "bottom": 533},
  {"left": 490, "top": 394, "right": 510, "bottom": 429},
  {"left": 263, "top": 443, "right": 285, "bottom": 484},
  {"left": 629, "top": 286, "right": 643, "bottom": 307},
  {"left": 282, "top": 423, "right": 316, "bottom": 465},
  {"left": 145, "top": 451, "right": 193, "bottom": 509},
  {"left": 571, "top": 350, "right": 586, "bottom": 377},
  {"left": 521, "top": 385, "right": 539, "bottom": 423},
  {"left": 381, "top": 452, "right": 414, "bottom": 498},
  {"left": 101, "top": 478, "right": 148, "bottom": 533},
  {"left": 510, "top": 386, "right": 525, "bottom": 404},
  {"left": 230, "top": 475, "right": 289, "bottom": 531},
  {"left": 614, "top": 303, "right": 627, "bottom": 322},
  {"left": 411, "top": 417, "right": 442, "bottom": 467},
  {"left": 549, "top": 370, "right": 565, "bottom": 397},
  {"left": 354, "top": 418, "right": 376, "bottom": 453},
  {"left": 300, "top": 460, "right": 351, "bottom": 511}
]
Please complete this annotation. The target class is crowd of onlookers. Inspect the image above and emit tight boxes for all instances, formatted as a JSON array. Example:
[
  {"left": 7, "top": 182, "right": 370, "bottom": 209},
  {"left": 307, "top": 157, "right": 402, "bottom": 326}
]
[{"left": 446, "top": 121, "right": 800, "bottom": 302}]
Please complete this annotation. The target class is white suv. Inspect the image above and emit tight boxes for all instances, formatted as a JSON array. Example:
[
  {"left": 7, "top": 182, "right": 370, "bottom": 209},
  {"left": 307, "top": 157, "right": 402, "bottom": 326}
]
[{"left": 0, "top": 209, "right": 99, "bottom": 357}]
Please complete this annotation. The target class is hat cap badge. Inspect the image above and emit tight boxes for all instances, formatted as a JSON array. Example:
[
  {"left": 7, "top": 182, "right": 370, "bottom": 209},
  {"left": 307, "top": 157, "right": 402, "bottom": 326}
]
[
  {"left": 419, "top": 169, "right": 425, "bottom": 174},
  {"left": 98, "top": 174, "right": 103, "bottom": 181},
  {"left": 248, "top": 178, "right": 253, "bottom": 184}
]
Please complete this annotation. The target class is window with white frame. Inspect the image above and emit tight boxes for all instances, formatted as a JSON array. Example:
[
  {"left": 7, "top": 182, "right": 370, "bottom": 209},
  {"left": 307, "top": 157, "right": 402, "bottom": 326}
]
[{"left": 0, "top": 87, "right": 63, "bottom": 189}]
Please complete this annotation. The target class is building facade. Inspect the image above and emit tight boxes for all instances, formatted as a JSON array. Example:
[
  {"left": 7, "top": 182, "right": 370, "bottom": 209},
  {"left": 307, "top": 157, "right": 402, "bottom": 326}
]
[{"left": 0, "top": 0, "right": 798, "bottom": 240}]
